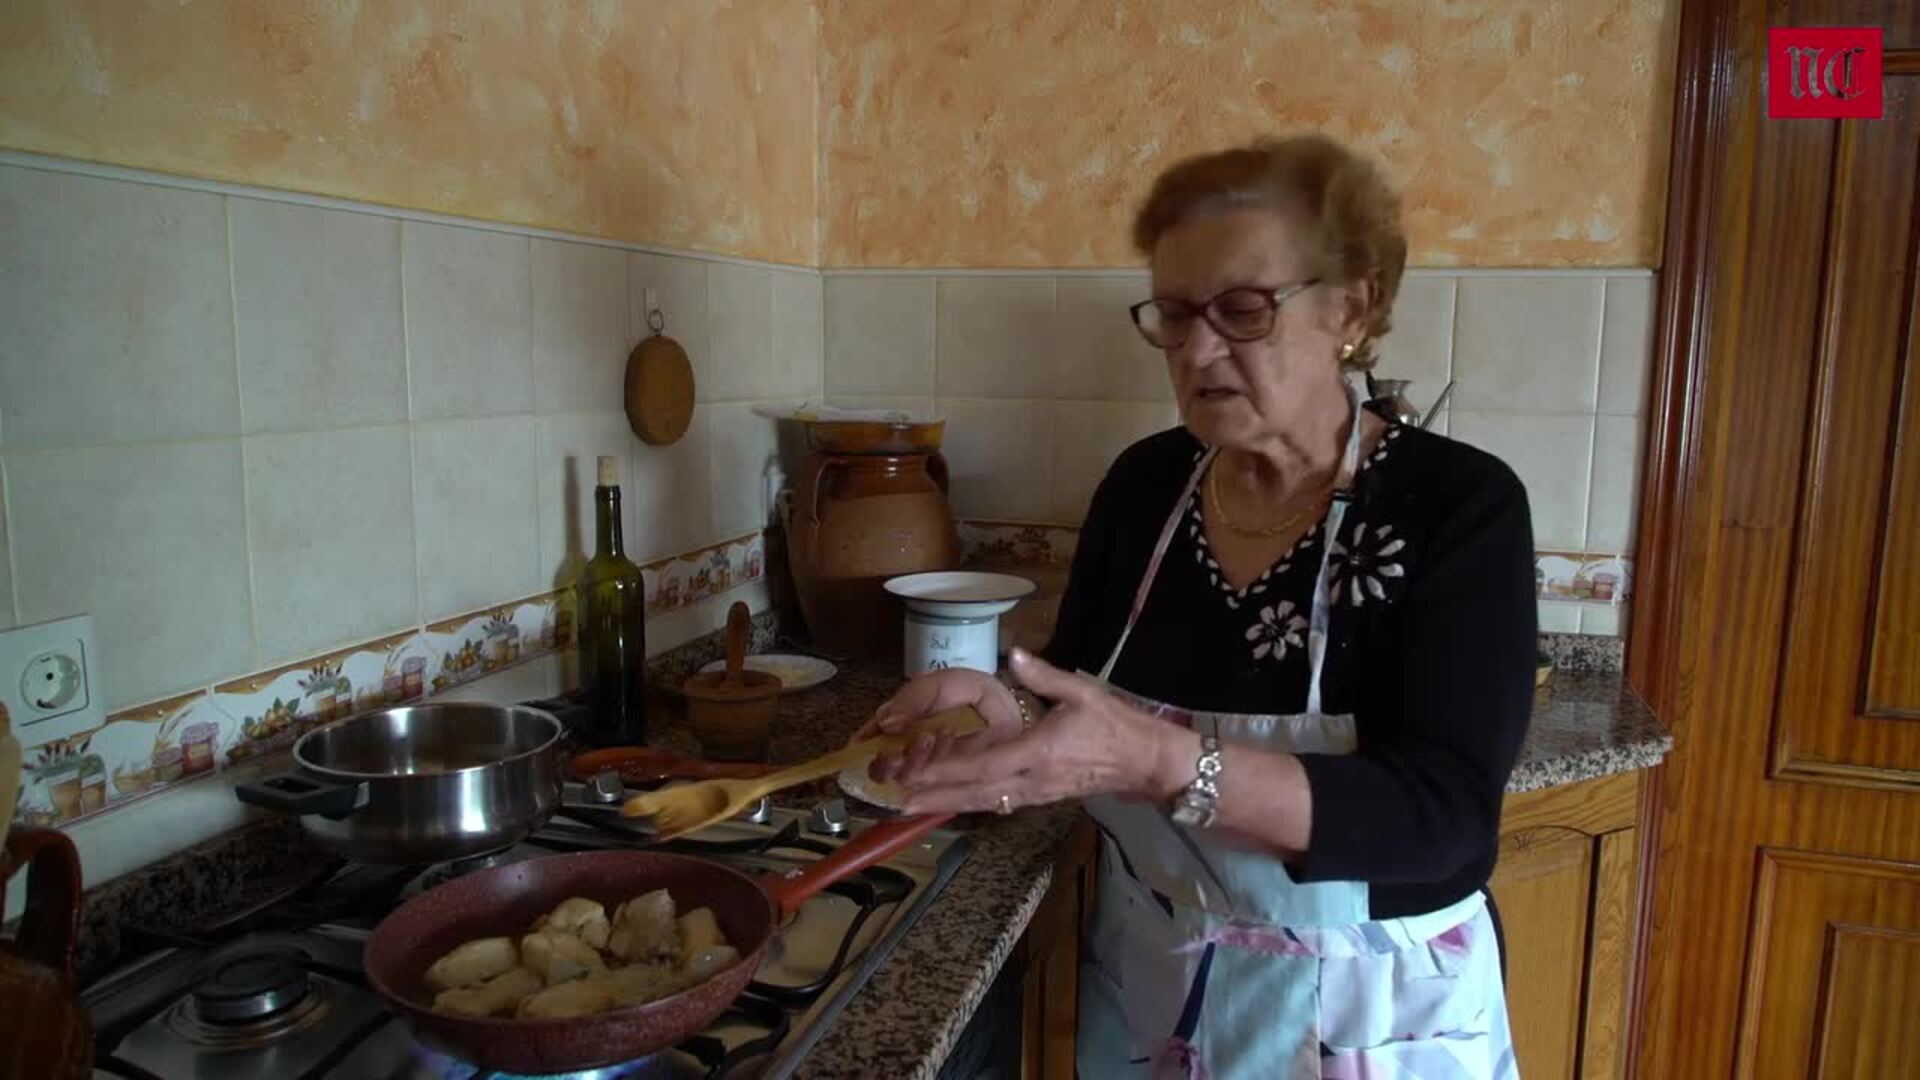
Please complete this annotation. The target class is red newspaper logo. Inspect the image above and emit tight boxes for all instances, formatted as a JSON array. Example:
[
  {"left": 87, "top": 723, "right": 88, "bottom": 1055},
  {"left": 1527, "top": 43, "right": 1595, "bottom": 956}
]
[{"left": 1768, "top": 27, "right": 1883, "bottom": 119}]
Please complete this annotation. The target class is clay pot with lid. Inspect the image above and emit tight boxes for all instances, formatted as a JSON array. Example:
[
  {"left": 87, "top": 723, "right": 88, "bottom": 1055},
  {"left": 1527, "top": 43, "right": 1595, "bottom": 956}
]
[{"left": 786, "top": 439, "right": 960, "bottom": 659}]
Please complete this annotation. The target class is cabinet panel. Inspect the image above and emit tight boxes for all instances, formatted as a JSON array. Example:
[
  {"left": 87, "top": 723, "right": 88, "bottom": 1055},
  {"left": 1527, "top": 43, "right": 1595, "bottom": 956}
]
[
  {"left": 1739, "top": 849, "right": 1920, "bottom": 1078},
  {"left": 1812, "top": 926, "right": 1920, "bottom": 1078},
  {"left": 1490, "top": 826, "right": 1595, "bottom": 1080},
  {"left": 1580, "top": 829, "right": 1637, "bottom": 1080},
  {"left": 1770, "top": 71, "right": 1920, "bottom": 785}
]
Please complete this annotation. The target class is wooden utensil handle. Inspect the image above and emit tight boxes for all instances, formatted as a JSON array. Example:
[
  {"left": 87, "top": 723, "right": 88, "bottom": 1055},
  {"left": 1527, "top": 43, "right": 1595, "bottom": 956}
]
[
  {"left": 2, "top": 827, "right": 82, "bottom": 977},
  {"left": 569, "top": 747, "right": 779, "bottom": 783},
  {"left": 724, "top": 601, "right": 750, "bottom": 682},
  {"left": 765, "top": 813, "right": 955, "bottom": 916}
]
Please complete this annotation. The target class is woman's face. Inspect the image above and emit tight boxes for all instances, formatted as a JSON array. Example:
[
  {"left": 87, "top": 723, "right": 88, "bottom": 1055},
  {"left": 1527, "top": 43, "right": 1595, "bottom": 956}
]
[{"left": 1148, "top": 207, "right": 1364, "bottom": 451}]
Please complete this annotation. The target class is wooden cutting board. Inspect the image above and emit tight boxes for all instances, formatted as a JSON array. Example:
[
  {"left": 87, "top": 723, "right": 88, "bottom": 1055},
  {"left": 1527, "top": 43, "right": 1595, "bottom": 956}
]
[{"left": 625, "top": 333, "right": 695, "bottom": 445}]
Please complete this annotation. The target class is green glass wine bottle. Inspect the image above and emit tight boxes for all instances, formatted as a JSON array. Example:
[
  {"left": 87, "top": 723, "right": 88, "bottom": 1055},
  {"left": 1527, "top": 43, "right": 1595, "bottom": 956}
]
[{"left": 577, "top": 455, "right": 647, "bottom": 746}]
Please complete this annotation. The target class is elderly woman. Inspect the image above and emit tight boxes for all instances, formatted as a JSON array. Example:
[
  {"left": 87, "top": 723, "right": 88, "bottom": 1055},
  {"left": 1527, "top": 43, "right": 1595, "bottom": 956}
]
[{"left": 862, "top": 134, "right": 1533, "bottom": 1077}]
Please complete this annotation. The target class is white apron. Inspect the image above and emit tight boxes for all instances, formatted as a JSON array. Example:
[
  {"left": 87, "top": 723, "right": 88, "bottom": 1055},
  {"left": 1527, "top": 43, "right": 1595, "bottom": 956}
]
[{"left": 1076, "top": 389, "right": 1518, "bottom": 1079}]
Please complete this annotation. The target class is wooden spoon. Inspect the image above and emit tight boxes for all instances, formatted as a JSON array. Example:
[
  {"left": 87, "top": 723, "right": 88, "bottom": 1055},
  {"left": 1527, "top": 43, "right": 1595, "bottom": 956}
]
[{"left": 621, "top": 706, "right": 982, "bottom": 839}]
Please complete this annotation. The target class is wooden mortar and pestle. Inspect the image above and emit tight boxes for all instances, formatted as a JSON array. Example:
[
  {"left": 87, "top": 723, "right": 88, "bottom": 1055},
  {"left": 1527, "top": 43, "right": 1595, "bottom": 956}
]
[{"left": 682, "top": 602, "right": 783, "bottom": 761}]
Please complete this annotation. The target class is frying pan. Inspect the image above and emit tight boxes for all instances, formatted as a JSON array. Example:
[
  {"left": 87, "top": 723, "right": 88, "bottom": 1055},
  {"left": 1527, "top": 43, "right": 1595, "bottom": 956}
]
[
  {"left": 569, "top": 746, "right": 780, "bottom": 786},
  {"left": 363, "top": 812, "right": 951, "bottom": 1073}
]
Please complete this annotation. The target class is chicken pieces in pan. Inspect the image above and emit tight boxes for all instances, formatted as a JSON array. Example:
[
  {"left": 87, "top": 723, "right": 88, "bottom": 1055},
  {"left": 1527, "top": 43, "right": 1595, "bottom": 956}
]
[{"left": 424, "top": 890, "right": 739, "bottom": 1020}]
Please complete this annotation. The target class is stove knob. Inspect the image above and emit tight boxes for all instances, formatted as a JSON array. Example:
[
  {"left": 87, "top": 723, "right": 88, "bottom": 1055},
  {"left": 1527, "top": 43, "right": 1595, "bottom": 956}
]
[
  {"left": 584, "top": 769, "right": 624, "bottom": 805},
  {"left": 735, "top": 796, "right": 772, "bottom": 824},
  {"left": 807, "top": 798, "right": 850, "bottom": 837}
]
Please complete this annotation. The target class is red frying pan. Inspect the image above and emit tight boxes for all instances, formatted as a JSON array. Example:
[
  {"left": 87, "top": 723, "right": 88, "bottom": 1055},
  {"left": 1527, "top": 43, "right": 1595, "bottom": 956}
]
[
  {"left": 363, "top": 812, "right": 951, "bottom": 1073},
  {"left": 568, "top": 746, "right": 779, "bottom": 786}
]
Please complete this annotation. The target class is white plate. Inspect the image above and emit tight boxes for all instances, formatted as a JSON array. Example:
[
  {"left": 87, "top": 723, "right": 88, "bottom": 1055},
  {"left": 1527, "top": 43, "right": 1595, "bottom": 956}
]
[
  {"left": 696, "top": 654, "right": 838, "bottom": 693},
  {"left": 884, "top": 571, "right": 1037, "bottom": 619},
  {"left": 836, "top": 761, "right": 907, "bottom": 812}
]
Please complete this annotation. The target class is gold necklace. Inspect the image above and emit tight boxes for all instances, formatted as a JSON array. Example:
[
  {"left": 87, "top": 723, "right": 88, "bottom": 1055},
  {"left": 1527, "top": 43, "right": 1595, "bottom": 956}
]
[{"left": 1206, "top": 460, "right": 1331, "bottom": 539}]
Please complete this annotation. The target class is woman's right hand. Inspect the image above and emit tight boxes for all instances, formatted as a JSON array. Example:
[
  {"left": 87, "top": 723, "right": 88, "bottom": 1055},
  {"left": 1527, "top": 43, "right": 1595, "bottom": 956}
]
[{"left": 855, "top": 668, "right": 1024, "bottom": 784}]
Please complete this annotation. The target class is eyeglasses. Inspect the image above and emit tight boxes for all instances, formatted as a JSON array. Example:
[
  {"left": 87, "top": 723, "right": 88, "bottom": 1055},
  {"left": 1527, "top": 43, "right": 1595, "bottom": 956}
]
[{"left": 1128, "top": 280, "right": 1321, "bottom": 349}]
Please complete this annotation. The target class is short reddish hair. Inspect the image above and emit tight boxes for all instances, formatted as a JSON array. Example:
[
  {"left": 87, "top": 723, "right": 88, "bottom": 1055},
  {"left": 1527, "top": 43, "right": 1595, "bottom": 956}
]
[{"left": 1132, "top": 134, "right": 1408, "bottom": 371}]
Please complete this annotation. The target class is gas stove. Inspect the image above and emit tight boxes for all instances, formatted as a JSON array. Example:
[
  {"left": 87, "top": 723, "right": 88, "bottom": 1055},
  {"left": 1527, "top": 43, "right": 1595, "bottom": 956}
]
[{"left": 80, "top": 718, "right": 972, "bottom": 1079}]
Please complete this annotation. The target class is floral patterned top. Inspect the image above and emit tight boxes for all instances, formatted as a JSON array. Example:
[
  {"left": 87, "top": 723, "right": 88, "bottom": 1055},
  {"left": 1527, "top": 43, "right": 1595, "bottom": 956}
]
[{"left": 1042, "top": 422, "right": 1538, "bottom": 920}]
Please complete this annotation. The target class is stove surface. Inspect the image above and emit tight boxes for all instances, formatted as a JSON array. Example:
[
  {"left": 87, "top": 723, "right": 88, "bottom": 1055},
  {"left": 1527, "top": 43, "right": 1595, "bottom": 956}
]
[{"left": 84, "top": 771, "right": 970, "bottom": 1079}]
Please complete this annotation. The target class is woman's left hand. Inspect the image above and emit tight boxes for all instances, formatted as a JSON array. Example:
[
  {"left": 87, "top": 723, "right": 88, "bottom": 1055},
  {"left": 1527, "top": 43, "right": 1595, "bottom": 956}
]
[{"left": 893, "top": 648, "right": 1196, "bottom": 816}]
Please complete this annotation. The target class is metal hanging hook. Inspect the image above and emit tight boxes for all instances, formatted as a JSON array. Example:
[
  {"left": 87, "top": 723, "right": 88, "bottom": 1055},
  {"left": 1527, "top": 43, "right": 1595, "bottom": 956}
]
[{"left": 646, "top": 307, "right": 666, "bottom": 335}]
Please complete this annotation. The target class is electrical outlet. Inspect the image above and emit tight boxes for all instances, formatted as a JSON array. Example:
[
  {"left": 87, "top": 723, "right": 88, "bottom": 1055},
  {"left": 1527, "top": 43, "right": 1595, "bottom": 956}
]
[{"left": 0, "top": 614, "right": 107, "bottom": 751}]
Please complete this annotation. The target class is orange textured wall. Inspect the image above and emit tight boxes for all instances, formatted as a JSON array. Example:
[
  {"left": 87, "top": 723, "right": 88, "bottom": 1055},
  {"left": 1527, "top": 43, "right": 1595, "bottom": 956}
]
[
  {"left": 0, "top": 0, "right": 818, "bottom": 265},
  {"left": 820, "top": 0, "right": 1680, "bottom": 268}
]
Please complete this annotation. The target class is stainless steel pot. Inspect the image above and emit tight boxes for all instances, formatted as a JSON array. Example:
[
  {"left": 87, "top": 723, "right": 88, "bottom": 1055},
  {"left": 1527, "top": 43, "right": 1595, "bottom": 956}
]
[{"left": 235, "top": 704, "right": 562, "bottom": 865}]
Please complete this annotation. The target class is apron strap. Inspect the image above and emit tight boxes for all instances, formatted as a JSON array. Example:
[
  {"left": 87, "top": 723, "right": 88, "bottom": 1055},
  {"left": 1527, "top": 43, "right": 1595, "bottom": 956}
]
[
  {"left": 1096, "top": 447, "right": 1216, "bottom": 682},
  {"left": 1099, "top": 377, "right": 1370, "bottom": 710},
  {"left": 1305, "top": 379, "right": 1368, "bottom": 714}
]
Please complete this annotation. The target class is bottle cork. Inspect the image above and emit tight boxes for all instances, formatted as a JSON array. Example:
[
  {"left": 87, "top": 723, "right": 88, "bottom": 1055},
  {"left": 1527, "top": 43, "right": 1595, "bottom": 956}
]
[{"left": 596, "top": 455, "right": 617, "bottom": 487}]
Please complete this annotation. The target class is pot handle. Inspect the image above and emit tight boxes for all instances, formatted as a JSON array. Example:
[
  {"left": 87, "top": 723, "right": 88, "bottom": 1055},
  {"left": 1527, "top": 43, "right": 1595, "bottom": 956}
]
[
  {"left": 927, "top": 451, "right": 951, "bottom": 496},
  {"left": 807, "top": 458, "right": 848, "bottom": 527},
  {"left": 235, "top": 772, "right": 367, "bottom": 819},
  {"left": 2, "top": 826, "right": 82, "bottom": 978},
  {"left": 763, "top": 813, "right": 953, "bottom": 917}
]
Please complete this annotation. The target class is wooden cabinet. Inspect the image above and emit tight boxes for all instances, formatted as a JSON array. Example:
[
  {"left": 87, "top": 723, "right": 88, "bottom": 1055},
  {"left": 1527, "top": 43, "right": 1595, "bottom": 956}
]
[
  {"left": 1021, "top": 816, "right": 1095, "bottom": 1080},
  {"left": 1491, "top": 771, "right": 1645, "bottom": 1080}
]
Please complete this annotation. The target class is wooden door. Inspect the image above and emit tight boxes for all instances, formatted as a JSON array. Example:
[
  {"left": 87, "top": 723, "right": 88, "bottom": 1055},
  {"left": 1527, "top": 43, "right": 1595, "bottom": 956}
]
[{"left": 1632, "top": 2, "right": 1920, "bottom": 1077}]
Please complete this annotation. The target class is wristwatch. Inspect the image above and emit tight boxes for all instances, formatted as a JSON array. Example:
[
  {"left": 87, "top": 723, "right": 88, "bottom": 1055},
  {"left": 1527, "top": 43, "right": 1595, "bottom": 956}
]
[{"left": 1169, "top": 735, "right": 1223, "bottom": 828}]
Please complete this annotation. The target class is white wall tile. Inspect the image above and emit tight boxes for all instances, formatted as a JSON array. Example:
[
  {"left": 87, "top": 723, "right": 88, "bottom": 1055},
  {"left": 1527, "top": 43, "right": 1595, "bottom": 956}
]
[
  {"left": 703, "top": 263, "right": 773, "bottom": 403},
  {"left": 825, "top": 276, "right": 936, "bottom": 395},
  {"left": 1372, "top": 275, "right": 1456, "bottom": 416},
  {"left": 630, "top": 252, "right": 709, "bottom": 382},
  {"left": 770, "top": 270, "right": 825, "bottom": 400},
  {"left": 1580, "top": 603, "right": 1626, "bottom": 636},
  {"left": 1051, "top": 400, "right": 1179, "bottom": 525},
  {"left": 630, "top": 406, "right": 714, "bottom": 562},
  {"left": 7, "top": 442, "right": 251, "bottom": 706},
  {"left": 0, "top": 168, "right": 238, "bottom": 447},
  {"left": 532, "top": 240, "right": 630, "bottom": 416},
  {"left": 1588, "top": 414, "right": 1644, "bottom": 554},
  {"left": 245, "top": 426, "right": 416, "bottom": 663},
  {"left": 533, "top": 412, "right": 640, "bottom": 589},
  {"left": 412, "top": 417, "right": 540, "bottom": 619},
  {"left": 1599, "top": 276, "right": 1656, "bottom": 415},
  {"left": 1452, "top": 277, "right": 1603, "bottom": 414},
  {"left": 938, "top": 399, "right": 1054, "bottom": 521},
  {"left": 938, "top": 277, "right": 1056, "bottom": 398},
  {"left": 1538, "top": 599, "right": 1583, "bottom": 633},
  {"left": 404, "top": 222, "right": 533, "bottom": 421},
  {"left": 1450, "top": 411, "right": 1594, "bottom": 551},
  {"left": 707, "top": 403, "right": 784, "bottom": 537},
  {"left": 230, "top": 199, "right": 406, "bottom": 434},
  {"left": 1054, "top": 275, "right": 1167, "bottom": 401},
  {"left": 0, "top": 468, "right": 13, "bottom": 630}
]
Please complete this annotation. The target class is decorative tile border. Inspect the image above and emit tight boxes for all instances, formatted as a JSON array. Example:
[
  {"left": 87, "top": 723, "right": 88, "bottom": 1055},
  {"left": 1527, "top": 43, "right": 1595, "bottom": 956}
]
[
  {"left": 1534, "top": 551, "right": 1632, "bottom": 606},
  {"left": 959, "top": 519, "right": 1631, "bottom": 608},
  {"left": 13, "top": 532, "right": 767, "bottom": 832},
  {"left": 957, "top": 521, "right": 1080, "bottom": 567}
]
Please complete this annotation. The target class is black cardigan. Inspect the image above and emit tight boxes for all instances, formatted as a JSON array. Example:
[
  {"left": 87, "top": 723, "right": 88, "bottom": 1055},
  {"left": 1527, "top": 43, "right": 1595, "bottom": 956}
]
[{"left": 1042, "top": 423, "right": 1537, "bottom": 919}]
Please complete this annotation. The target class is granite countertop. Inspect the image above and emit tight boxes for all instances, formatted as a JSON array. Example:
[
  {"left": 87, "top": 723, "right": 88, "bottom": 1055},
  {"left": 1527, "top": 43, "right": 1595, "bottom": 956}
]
[{"left": 69, "top": 629, "right": 1667, "bottom": 1080}]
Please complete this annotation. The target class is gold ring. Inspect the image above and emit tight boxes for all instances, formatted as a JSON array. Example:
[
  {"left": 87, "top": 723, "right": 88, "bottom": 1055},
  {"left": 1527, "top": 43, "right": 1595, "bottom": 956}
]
[{"left": 997, "top": 793, "right": 1014, "bottom": 816}]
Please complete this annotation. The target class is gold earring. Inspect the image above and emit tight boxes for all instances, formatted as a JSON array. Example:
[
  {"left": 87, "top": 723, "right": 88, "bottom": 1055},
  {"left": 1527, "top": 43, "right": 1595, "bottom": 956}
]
[{"left": 1339, "top": 341, "right": 1358, "bottom": 361}]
